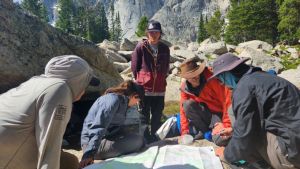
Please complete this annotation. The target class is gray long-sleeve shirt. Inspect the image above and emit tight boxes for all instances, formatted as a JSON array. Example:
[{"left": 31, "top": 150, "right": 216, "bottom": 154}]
[{"left": 0, "top": 55, "right": 93, "bottom": 169}]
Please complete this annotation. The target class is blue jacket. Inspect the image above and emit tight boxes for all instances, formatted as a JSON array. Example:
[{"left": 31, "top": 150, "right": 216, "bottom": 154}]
[{"left": 81, "top": 93, "right": 129, "bottom": 159}]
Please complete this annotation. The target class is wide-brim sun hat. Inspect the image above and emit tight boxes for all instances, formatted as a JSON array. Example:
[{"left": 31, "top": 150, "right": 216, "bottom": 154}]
[
  {"left": 209, "top": 53, "right": 250, "bottom": 80},
  {"left": 179, "top": 58, "right": 206, "bottom": 79}
]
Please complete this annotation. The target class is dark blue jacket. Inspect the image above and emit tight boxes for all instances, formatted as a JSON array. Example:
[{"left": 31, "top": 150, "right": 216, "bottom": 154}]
[
  {"left": 81, "top": 93, "right": 129, "bottom": 159},
  {"left": 224, "top": 68, "right": 300, "bottom": 164}
]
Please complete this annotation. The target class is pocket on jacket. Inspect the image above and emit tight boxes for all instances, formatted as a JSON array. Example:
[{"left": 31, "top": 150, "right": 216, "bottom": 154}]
[{"left": 136, "top": 72, "right": 151, "bottom": 85}]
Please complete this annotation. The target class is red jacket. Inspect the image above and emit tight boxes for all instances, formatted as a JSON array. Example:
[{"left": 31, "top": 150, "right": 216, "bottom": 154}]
[
  {"left": 180, "top": 68, "right": 232, "bottom": 135},
  {"left": 131, "top": 40, "right": 170, "bottom": 93}
]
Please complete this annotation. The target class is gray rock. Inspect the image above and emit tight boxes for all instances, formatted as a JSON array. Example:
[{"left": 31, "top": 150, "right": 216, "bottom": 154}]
[
  {"left": 170, "top": 45, "right": 181, "bottom": 51},
  {"left": 171, "top": 49, "right": 197, "bottom": 59},
  {"left": 198, "top": 41, "right": 228, "bottom": 55},
  {"left": 199, "top": 38, "right": 218, "bottom": 46},
  {"left": 187, "top": 42, "right": 199, "bottom": 51},
  {"left": 170, "top": 54, "right": 185, "bottom": 63},
  {"left": 279, "top": 66, "right": 300, "bottom": 89},
  {"left": 239, "top": 47, "right": 283, "bottom": 72},
  {"left": 118, "top": 51, "right": 133, "bottom": 61},
  {"left": 105, "top": 49, "right": 128, "bottom": 63},
  {"left": 227, "top": 44, "right": 237, "bottom": 53},
  {"left": 120, "top": 38, "right": 136, "bottom": 51},
  {"left": 173, "top": 61, "right": 182, "bottom": 68},
  {"left": 98, "top": 39, "right": 120, "bottom": 52},
  {"left": 0, "top": 2, "right": 123, "bottom": 98},
  {"left": 165, "top": 75, "right": 181, "bottom": 102},
  {"left": 238, "top": 40, "right": 273, "bottom": 52},
  {"left": 286, "top": 48, "right": 299, "bottom": 59},
  {"left": 113, "top": 62, "right": 130, "bottom": 73}
]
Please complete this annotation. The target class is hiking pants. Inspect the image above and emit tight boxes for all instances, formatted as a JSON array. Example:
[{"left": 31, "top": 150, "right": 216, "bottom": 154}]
[
  {"left": 94, "top": 133, "right": 144, "bottom": 160},
  {"left": 140, "top": 96, "right": 165, "bottom": 136},
  {"left": 256, "top": 132, "right": 300, "bottom": 169},
  {"left": 183, "top": 100, "right": 230, "bottom": 146}
]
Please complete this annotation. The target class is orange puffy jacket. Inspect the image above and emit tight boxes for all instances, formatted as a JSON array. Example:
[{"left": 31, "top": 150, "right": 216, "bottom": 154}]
[{"left": 180, "top": 68, "right": 232, "bottom": 135}]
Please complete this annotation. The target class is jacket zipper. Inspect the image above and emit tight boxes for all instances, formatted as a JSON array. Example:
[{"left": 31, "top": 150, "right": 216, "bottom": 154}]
[{"left": 144, "top": 42, "right": 158, "bottom": 92}]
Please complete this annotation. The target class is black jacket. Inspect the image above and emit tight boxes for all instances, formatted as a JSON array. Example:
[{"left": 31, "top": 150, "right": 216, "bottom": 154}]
[{"left": 224, "top": 68, "right": 300, "bottom": 164}]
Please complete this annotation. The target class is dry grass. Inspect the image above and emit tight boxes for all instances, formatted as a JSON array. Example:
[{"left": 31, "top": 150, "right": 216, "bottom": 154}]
[{"left": 163, "top": 101, "right": 180, "bottom": 117}]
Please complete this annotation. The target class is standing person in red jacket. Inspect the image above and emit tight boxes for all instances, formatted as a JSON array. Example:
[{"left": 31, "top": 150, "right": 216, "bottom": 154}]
[
  {"left": 131, "top": 20, "right": 170, "bottom": 143},
  {"left": 179, "top": 58, "right": 232, "bottom": 146}
]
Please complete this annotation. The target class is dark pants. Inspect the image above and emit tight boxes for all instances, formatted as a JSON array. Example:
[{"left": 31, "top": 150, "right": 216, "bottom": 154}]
[
  {"left": 94, "top": 133, "right": 144, "bottom": 160},
  {"left": 140, "top": 96, "right": 165, "bottom": 137},
  {"left": 183, "top": 100, "right": 230, "bottom": 146}
]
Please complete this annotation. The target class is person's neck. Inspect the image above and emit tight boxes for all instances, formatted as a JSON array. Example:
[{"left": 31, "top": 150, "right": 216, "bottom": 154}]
[{"left": 148, "top": 40, "right": 159, "bottom": 45}]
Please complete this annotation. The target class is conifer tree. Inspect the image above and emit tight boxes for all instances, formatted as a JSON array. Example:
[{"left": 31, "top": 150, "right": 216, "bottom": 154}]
[
  {"left": 109, "top": 2, "right": 116, "bottom": 41},
  {"left": 135, "top": 16, "right": 148, "bottom": 37},
  {"left": 225, "top": 0, "right": 278, "bottom": 45},
  {"left": 21, "top": 0, "right": 48, "bottom": 22},
  {"left": 204, "top": 10, "right": 224, "bottom": 40},
  {"left": 39, "top": 3, "right": 49, "bottom": 22},
  {"left": 277, "top": 0, "right": 300, "bottom": 44},
  {"left": 92, "top": 2, "right": 110, "bottom": 43},
  {"left": 197, "top": 14, "right": 208, "bottom": 43},
  {"left": 114, "top": 12, "right": 122, "bottom": 42},
  {"left": 22, "top": 0, "right": 40, "bottom": 16},
  {"left": 56, "top": 0, "right": 74, "bottom": 33}
]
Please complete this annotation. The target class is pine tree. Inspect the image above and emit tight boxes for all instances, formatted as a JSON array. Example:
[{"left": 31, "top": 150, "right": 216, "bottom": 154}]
[
  {"left": 109, "top": 2, "right": 116, "bottom": 41},
  {"left": 39, "top": 3, "right": 49, "bottom": 22},
  {"left": 56, "top": 0, "right": 74, "bottom": 33},
  {"left": 135, "top": 16, "right": 148, "bottom": 37},
  {"left": 114, "top": 12, "right": 122, "bottom": 42},
  {"left": 21, "top": 0, "right": 48, "bottom": 22},
  {"left": 22, "top": 0, "right": 40, "bottom": 16},
  {"left": 277, "top": 0, "right": 300, "bottom": 44},
  {"left": 92, "top": 2, "right": 110, "bottom": 43},
  {"left": 204, "top": 10, "right": 224, "bottom": 40},
  {"left": 225, "top": 0, "right": 278, "bottom": 45},
  {"left": 197, "top": 14, "right": 208, "bottom": 43}
]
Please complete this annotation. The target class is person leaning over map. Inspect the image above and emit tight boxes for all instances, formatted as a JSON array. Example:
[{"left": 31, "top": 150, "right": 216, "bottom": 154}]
[
  {"left": 178, "top": 57, "right": 233, "bottom": 146},
  {"left": 79, "top": 80, "right": 145, "bottom": 168},
  {"left": 0, "top": 55, "right": 100, "bottom": 169}
]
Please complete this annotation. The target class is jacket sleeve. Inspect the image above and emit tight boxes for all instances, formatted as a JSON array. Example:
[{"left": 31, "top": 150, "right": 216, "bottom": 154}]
[
  {"left": 165, "top": 47, "right": 170, "bottom": 77},
  {"left": 35, "top": 83, "right": 73, "bottom": 169},
  {"left": 180, "top": 85, "right": 190, "bottom": 135},
  {"left": 81, "top": 96, "right": 120, "bottom": 159},
  {"left": 221, "top": 85, "right": 232, "bottom": 128},
  {"left": 131, "top": 43, "right": 142, "bottom": 79},
  {"left": 224, "top": 84, "right": 260, "bottom": 163}
]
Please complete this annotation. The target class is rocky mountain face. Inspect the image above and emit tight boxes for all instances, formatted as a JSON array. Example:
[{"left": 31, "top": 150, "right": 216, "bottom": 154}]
[
  {"left": 152, "top": 0, "right": 230, "bottom": 43},
  {"left": 14, "top": 0, "right": 229, "bottom": 44},
  {"left": 0, "top": 0, "right": 123, "bottom": 99}
]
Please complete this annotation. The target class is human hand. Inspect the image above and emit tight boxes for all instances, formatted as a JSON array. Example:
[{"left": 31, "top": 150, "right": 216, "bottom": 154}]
[
  {"left": 212, "top": 123, "right": 233, "bottom": 138},
  {"left": 215, "top": 147, "right": 225, "bottom": 159},
  {"left": 79, "top": 157, "right": 94, "bottom": 169}
]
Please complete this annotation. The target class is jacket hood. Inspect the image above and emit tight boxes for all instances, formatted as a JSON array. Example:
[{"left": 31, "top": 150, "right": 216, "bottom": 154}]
[{"left": 44, "top": 55, "right": 93, "bottom": 101}]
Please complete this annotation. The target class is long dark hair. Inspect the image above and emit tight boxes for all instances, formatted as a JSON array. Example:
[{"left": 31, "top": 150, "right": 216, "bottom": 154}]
[{"left": 104, "top": 80, "right": 144, "bottom": 98}]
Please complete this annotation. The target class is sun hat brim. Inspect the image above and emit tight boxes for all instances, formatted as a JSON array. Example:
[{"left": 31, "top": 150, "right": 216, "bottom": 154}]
[
  {"left": 180, "top": 62, "right": 206, "bottom": 79},
  {"left": 209, "top": 57, "right": 250, "bottom": 81}
]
